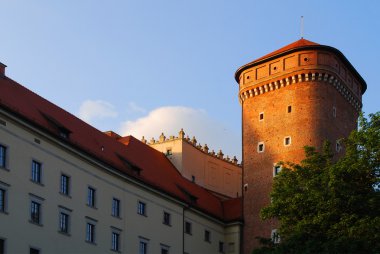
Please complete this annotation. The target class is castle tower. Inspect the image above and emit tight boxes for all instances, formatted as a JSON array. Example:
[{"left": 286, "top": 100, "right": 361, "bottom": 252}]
[{"left": 234, "top": 39, "right": 367, "bottom": 253}]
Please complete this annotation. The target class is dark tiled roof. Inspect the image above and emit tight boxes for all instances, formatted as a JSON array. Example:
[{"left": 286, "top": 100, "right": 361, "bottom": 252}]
[{"left": 0, "top": 74, "right": 241, "bottom": 222}]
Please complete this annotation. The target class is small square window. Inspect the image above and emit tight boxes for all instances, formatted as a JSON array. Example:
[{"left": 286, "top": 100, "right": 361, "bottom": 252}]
[
  {"left": 284, "top": 137, "right": 291, "bottom": 146},
  {"left": 257, "top": 142, "right": 265, "bottom": 153},
  {"left": 259, "top": 112, "right": 264, "bottom": 121},
  {"left": 163, "top": 212, "right": 171, "bottom": 226},
  {"left": 60, "top": 174, "right": 70, "bottom": 196},
  {"left": 185, "top": 221, "right": 192, "bottom": 234},
  {"left": 112, "top": 198, "right": 120, "bottom": 217},
  {"left": 111, "top": 232, "right": 120, "bottom": 251},
  {"left": 87, "top": 187, "right": 96, "bottom": 208},
  {"left": 86, "top": 223, "right": 95, "bottom": 243},
  {"left": 287, "top": 105, "right": 292, "bottom": 113},
  {"left": 31, "top": 160, "right": 42, "bottom": 184},
  {"left": 137, "top": 201, "right": 146, "bottom": 216},
  {"left": 0, "top": 145, "right": 6, "bottom": 168},
  {"left": 31, "top": 201, "right": 41, "bottom": 224},
  {"left": 204, "top": 230, "right": 211, "bottom": 242}
]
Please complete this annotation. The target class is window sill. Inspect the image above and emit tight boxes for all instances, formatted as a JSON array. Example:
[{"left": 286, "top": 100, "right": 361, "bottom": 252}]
[
  {"left": 30, "top": 180, "right": 44, "bottom": 186},
  {"left": 29, "top": 220, "right": 43, "bottom": 227},
  {"left": 163, "top": 223, "right": 172, "bottom": 227},
  {"left": 59, "top": 192, "right": 72, "bottom": 199},
  {"left": 58, "top": 230, "right": 71, "bottom": 237},
  {"left": 137, "top": 213, "right": 147, "bottom": 217},
  {"left": 86, "top": 204, "right": 97, "bottom": 210},
  {"left": 85, "top": 240, "right": 97, "bottom": 245},
  {"left": 0, "top": 166, "right": 10, "bottom": 172},
  {"left": 110, "top": 249, "right": 121, "bottom": 253},
  {"left": 111, "top": 215, "right": 122, "bottom": 220},
  {"left": 0, "top": 210, "right": 8, "bottom": 215}
]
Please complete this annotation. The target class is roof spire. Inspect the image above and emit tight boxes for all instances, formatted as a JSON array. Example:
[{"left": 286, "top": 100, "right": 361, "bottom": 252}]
[{"left": 300, "top": 16, "right": 304, "bottom": 39}]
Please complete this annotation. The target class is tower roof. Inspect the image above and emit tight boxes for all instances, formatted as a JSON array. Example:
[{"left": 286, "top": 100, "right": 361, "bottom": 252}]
[{"left": 235, "top": 38, "right": 367, "bottom": 93}]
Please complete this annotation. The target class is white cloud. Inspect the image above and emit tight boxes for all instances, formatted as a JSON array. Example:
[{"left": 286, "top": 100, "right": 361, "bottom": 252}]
[
  {"left": 119, "top": 106, "right": 241, "bottom": 160},
  {"left": 127, "top": 101, "right": 146, "bottom": 114},
  {"left": 78, "top": 100, "right": 118, "bottom": 123}
]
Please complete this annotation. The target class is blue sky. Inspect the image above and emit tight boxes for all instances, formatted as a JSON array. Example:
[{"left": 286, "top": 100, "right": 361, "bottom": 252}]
[{"left": 1, "top": 1, "right": 379, "bottom": 160}]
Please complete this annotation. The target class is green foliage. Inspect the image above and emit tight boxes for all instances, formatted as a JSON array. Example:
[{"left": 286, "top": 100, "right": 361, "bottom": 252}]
[{"left": 253, "top": 113, "right": 380, "bottom": 254}]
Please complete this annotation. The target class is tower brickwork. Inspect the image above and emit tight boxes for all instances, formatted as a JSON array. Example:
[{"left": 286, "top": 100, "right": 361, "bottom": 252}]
[{"left": 234, "top": 39, "right": 367, "bottom": 253}]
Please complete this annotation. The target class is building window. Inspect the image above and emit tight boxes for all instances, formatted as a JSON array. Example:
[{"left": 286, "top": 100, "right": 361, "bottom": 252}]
[
  {"left": 259, "top": 112, "right": 264, "bottom": 121},
  {"left": 111, "top": 232, "right": 120, "bottom": 251},
  {"left": 271, "top": 229, "right": 280, "bottom": 244},
  {"left": 257, "top": 142, "right": 265, "bottom": 153},
  {"left": 228, "top": 242, "right": 235, "bottom": 252},
  {"left": 86, "top": 223, "right": 95, "bottom": 243},
  {"left": 0, "top": 238, "right": 4, "bottom": 254},
  {"left": 204, "top": 230, "right": 211, "bottom": 242},
  {"left": 31, "top": 160, "right": 42, "bottom": 183},
  {"left": 165, "top": 148, "right": 172, "bottom": 156},
  {"left": 163, "top": 212, "right": 171, "bottom": 226},
  {"left": 219, "top": 241, "right": 224, "bottom": 253},
  {"left": 60, "top": 174, "right": 70, "bottom": 196},
  {"left": 287, "top": 105, "right": 292, "bottom": 113},
  {"left": 0, "top": 145, "right": 6, "bottom": 168},
  {"left": 112, "top": 198, "right": 120, "bottom": 217},
  {"left": 30, "top": 201, "right": 41, "bottom": 224},
  {"left": 284, "top": 136, "right": 291, "bottom": 146},
  {"left": 59, "top": 212, "right": 69, "bottom": 233},
  {"left": 137, "top": 201, "right": 146, "bottom": 216},
  {"left": 0, "top": 188, "right": 6, "bottom": 213},
  {"left": 336, "top": 140, "right": 342, "bottom": 152},
  {"left": 87, "top": 187, "right": 96, "bottom": 208},
  {"left": 191, "top": 175, "right": 195, "bottom": 183},
  {"left": 139, "top": 240, "right": 148, "bottom": 254},
  {"left": 273, "top": 165, "right": 282, "bottom": 177},
  {"left": 333, "top": 106, "right": 337, "bottom": 118},
  {"left": 160, "top": 244, "right": 170, "bottom": 254},
  {"left": 185, "top": 221, "right": 192, "bottom": 234},
  {"left": 30, "top": 247, "right": 40, "bottom": 254}
]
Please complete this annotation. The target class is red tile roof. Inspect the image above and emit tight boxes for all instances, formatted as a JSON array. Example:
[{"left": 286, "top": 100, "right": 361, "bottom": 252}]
[{"left": 0, "top": 74, "right": 241, "bottom": 222}]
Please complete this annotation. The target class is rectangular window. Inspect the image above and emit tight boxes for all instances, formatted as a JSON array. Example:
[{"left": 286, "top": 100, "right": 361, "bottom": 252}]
[
  {"left": 284, "top": 137, "right": 291, "bottom": 146},
  {"left": 0, "top": 239, "right": 4, "bottom": 254},
  {"left": 111, "top": 232, "right": 120, "bottom": 251},
  {"left": 257, "top": 142, "right": 265, "bottom": 153},
  {"left": 59, "top": 212, "right": 69, "bottom": 233},
  {"left": 0, "top": 188, "right": 5, "bottom": 212},
  {"left": 137, "top": 201, "right": 146, "bottom": 216},
  {"left": 86, "top": 223, "right": 95, "bottom": 243},
  {"left": 185, "top": 221, "right": 192, "bottom": 234},
  {"left": 31, "top": 160, "right": 42, "bottom": 183},
  {"left": 30, "top": 248, "right": 40, "bottom": 254},
  {"left": 87, "top": 187, "right": 96, "bottom": 207},
  {"left": 333, "top": 106, "right": 337, "bottom": 118},
  {"left": 204, "top": 230, "right": 211, "bottom": 242},
  {"left": 259, "top": 112, "right": 264, "bottom": 121},
  {"left": 273, "top": 165, "right": 282, "bottom": 176},
  {"left": 112, "top": 198, "right": 120, "bottom": 217},
  {"left": 60, "top": 174, "right": 70, "bottom": 195},
  {"left": 161, "top": 247, "right": 169, "bottom": 254},
  {"left": 271, "top": 229, "right": 280, "bottom": 244},
  {"left": 0, "top": 145, "right": 6, "bottom": 168},
  {"left": 287, "top": 105, "right": 292, "bottom": 113},
  {"left": 219, "top": 241, "right": 224, "bottom": 253},
  {"left": 139, "top": 241, "right": 147, "bottom": 254},
  {"left": 31, "top": 201, "right": 41, "bottom": 224},
  {"left": 163, "top": 212, "right": 171, "bottom": 226}
]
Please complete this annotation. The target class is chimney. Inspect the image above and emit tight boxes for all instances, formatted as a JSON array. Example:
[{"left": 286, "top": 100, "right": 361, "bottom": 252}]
[{"left": 0, "top": 62, "right": 7, "bottom": 77}]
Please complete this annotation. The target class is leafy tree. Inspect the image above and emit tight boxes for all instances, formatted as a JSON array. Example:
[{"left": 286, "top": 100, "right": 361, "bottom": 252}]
[{"left": 253, "top": 113, "right": 380, "bottom": 254}]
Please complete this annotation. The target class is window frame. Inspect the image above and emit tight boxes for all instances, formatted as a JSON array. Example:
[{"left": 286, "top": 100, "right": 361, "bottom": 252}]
[
  {"left": 0, "top": 188, "right": 6, "bottom": 213},
  {"left": 86, "top": 222, "right": 96, "bottom": 244},
  {"left": 138, "top": 237, "right": 149, "bottom": 254},
  {"left": 284, "top": 136, "right": 291, "bottom": 146},
  {"left": 60, "top": 174, "right": 70, "bottom": 196},
  {"left": 219, "top": 241, "right": 225, "bottom": 253},
  {"left": 30, "top": 201, "right": 41, "bottom": 225},
  {"left": 0, "top": 144, "right": 7, "bottom": 169},
  {"left": 31, "top": 160, "right": 42, "bottom": 184},
  {"left": 87, "top": 186, "right": 96, "bottom": 208},
  {"left": 204, "top": 229, "right": 211, "bottom": 243},
  {"left": 257, "top": 142, "right": 265, "bottom": 153},
  {"left": 271, "top": 229, "right": 280, "bottom": 244},
  {"left": 184, "top": 221, "right": 192, "bottom": 235},
  {"left": 111, "top": 231, "right": 120, "bottom": 252},
  {"left": 163, "top": 211, "right": 171, "bottom": 226},
  {"left": 259, "top": 112, "right": 264, "bottom": 121},
  {"left": 137, "top": 201, "right": 146, "bottom": 216},
  {"left": 273, "top": 164, "right": 282, "bottom": 177},
  {"left": 112, "top": 198, "right": 121, "bottom": 218},
  {"left": 59, "top": 212, "right": 69, "bottom": 234}
]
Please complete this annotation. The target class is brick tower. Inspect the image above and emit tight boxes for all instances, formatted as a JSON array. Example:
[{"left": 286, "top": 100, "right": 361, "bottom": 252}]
[{"left": 234, "top": 39, "right": 367, "bottom": 253}]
